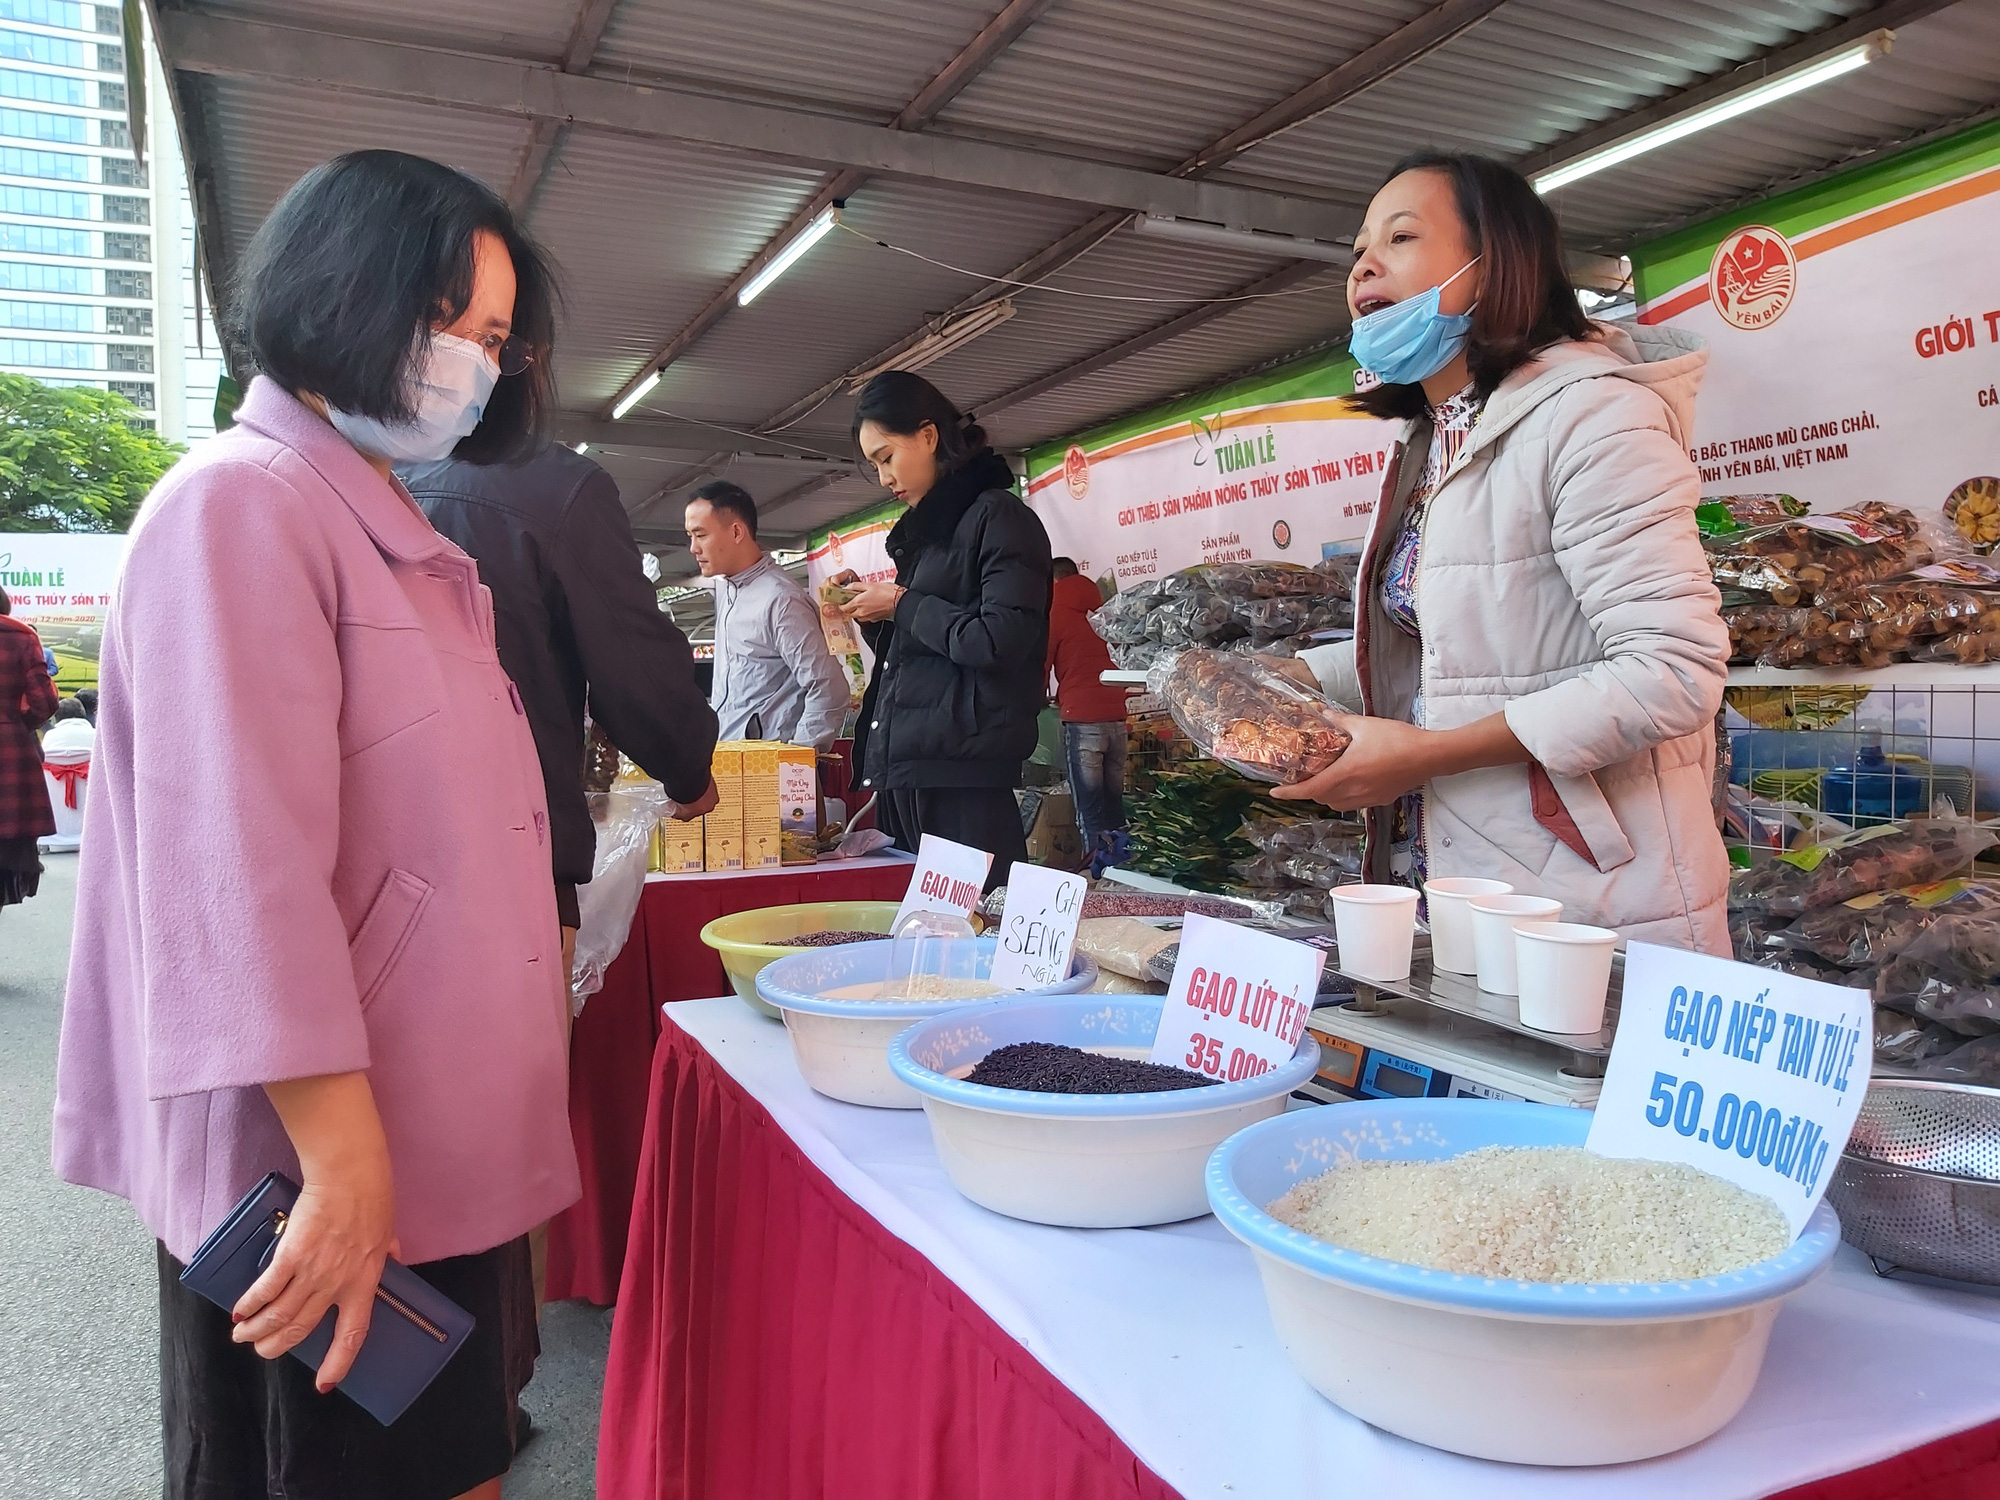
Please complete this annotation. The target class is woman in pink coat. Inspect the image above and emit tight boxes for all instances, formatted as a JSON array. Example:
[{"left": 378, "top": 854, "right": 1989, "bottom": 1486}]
[{"left": 55, "top": 151, "right": 574, "bottom": 1500}]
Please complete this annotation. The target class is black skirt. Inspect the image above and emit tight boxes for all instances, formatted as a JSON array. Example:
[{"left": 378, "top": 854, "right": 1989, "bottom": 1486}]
[
  {"left": 0, "top": 834, "right": 41, "bottom": 907},
  {"left": 158, "top": 1236, "right": 536, "bottom": 1500}
]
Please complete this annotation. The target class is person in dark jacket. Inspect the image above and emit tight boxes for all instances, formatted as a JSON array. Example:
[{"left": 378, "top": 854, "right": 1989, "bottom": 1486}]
[
  {"left": 0, "top": 582, "right": 58, "bottom": 910},
  {"left": 403, "top": 444, "right": 719, "bottom": 942},
  {"left": 836, "top": 372, "right": 1052, "bottom": 887}
]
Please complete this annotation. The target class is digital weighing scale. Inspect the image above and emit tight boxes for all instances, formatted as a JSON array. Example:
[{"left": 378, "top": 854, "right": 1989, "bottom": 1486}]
[{"left": 1305, "top": 998, "right": 1603, "bottom": 1108}]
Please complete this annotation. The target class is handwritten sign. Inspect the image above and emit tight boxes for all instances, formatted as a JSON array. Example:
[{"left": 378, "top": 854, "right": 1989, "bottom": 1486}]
[
  {"left": 1586, "top": 942, "right": 1873, "bottom": 1237},
  {"left": 1149, "top": 913, "right": 1322, "bottom": 1082},
  {"left": 990, "top": 863, "right": 1086, "bottom": 991},
  {"left": 892, "top": 834, "right": 994, "bottom": 929}
]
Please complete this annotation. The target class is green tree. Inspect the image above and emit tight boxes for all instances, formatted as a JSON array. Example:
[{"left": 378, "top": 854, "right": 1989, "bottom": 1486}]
[{"left": 0, "top": 372, "right": 182, "bottom": 532}]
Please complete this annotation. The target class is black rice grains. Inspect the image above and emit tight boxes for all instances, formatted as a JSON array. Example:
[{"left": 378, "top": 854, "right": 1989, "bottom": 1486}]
[{"left": 965, "top": 1042, "right": 1216, "bottom": 1094}]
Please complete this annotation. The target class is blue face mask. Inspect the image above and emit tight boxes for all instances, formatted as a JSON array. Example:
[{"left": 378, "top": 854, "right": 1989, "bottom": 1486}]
[
  {"left": 1349, "top": 257, "right": 1480, "bottom": 388},
  {"left": 327, "top": 332, "right": 499, "bottom": 464}
]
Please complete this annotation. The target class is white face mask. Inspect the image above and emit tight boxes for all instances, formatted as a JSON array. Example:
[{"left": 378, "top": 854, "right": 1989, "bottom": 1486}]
[{"left": 326, "top": 332, "right": 499, "bottom": 463}]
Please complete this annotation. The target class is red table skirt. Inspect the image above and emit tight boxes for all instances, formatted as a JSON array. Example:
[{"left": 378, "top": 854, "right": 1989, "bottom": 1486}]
[
  {"left": 598, "top": 1017, "right": 2000, "bottom": 1500},
  {"left": 545, "top": 861, "right": 915, "bottom": 1304},
  {"left": 598, "top": 1017, "right": 1178, "bottom": 1500}
]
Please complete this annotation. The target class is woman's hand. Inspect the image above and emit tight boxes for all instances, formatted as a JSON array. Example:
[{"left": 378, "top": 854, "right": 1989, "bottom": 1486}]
[
  {"left": 1271, "top": 711, "right": 1532, "bottom": 811},
  {"left": 1271, "top": 715, "right": 1442, "bottom": 811},
  {"left": 235, "top": 1073, "right": 397, "bottom": 1393},
  {"left": 841, "top": 579, "right": 906, "bottom": 624}
]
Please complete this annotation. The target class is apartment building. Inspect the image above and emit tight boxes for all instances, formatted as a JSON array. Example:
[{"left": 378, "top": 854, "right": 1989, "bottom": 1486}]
[{"left": 0, "top": 0, "right": 181, "bottom": 434}]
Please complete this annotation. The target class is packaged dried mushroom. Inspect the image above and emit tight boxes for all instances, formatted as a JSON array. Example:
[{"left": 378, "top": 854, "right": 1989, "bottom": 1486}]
[
  {"left": 1149, "top": 648, "right": 1352, "bottom": 785},
  {"left": 1704, "top": 502, "right": 1928, "bottom": 607},
  {"left": 1773, "top": 879, "right": 2000, "bottom": 967},
  {"left": 1730, "top": 817, "right": 1999, "bottom": 916}
]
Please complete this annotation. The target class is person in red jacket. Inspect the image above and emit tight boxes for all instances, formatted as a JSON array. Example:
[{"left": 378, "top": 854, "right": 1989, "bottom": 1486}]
[
  {"left": 1045, "top": 559, "right": 1130, "bottom": 869},
  {"left": 0, "top": 582, "right": 58, "bottom": 911}
]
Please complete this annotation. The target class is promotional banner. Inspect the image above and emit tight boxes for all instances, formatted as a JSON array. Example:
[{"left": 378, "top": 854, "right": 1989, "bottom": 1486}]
[
  {"left": 1633, "top": 120, "right": 2000, "bottom": 540},
  {"left": 0, "top": 532, "right": 124, "bottom": 690},
  {"left": 805, "top": 498, "right": 901, "bottom": 708},
  {"left": 1023, "top": 353, "right": 1400, "bottom": 590}
]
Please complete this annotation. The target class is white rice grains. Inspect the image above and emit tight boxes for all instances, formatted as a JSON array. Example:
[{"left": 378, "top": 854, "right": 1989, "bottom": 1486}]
[{"left": 1268, "top": 1146, "right": 1790, "bottom": 1283}]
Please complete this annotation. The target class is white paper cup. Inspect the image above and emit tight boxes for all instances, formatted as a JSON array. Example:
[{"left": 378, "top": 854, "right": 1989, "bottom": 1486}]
[
  {"left": 1515, "top": 922, "right": 1619, "bottom": 1034},
  {"left": 1468, "top": 894, "right": 1563, "bottom": 995},
  {"left": 1329, "top": 884, "right": 1421, "bottom": 982},
  {"left": 1422, "top": 878, "right": 1514, "bottom": 975}
]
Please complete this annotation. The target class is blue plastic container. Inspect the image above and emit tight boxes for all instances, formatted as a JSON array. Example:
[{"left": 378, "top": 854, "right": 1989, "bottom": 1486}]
[
  {"left": 1819, "top": 742, "right": 1932, "bottom": 825},
  {"left": 1205, "top": 1100, "right": 1840, "bottom": 1464}
]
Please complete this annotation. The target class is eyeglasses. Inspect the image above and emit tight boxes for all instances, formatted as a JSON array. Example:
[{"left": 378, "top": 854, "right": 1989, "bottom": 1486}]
[{"left": 497, "top": 335, "right": 534, "bottom": 377}]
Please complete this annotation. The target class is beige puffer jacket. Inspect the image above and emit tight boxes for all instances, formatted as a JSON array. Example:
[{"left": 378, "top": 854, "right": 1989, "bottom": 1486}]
[{"left": 1300, "top": 323, "right": 1731, "bottom": 955}]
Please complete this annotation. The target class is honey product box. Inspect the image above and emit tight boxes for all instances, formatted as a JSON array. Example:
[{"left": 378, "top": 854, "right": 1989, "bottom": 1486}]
[
  {"left": 703, "top": 746, "right": 744, "bottom": 872},
  {"left": 738, "top": 741, "right": 783, "bottom": 870},
  {"left": 656, "top": 818, "right": 704, "bottom": 875},
  {"left": 777, "top": 744, "right": 818, "bottom": 864}
]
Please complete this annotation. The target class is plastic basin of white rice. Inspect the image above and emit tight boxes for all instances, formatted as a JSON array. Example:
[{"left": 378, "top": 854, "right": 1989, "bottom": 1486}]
[
  {"left": 756, "top": 937, "right": 1096, "bottom": 1108},
  {"left": 887, "top": 995, "right": 1320, "bottom": 1227},
  {"left": 1207, "top": 1100, "right": 1840, "bottom": 1466}
]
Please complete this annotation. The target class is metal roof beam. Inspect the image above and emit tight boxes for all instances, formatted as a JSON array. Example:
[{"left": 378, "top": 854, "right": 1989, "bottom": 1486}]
[
  {"left": 154, "top": 13, "right": 1354, "bottom": 238},
  {"left": 752, "top": 0, "right": 1502, "bottom": 432},
  {"left": 1522, "top": 0, "right": 1967, "bottom": 181},
  {"left": 970, "top": 261, "right": 1333, "bottom": 422},
  {"left": 504, "top": 0, "right": 623, "bottom": 216},
  {"left": 553, "top": 415, "right": 846, "bottom": 458},
  {"left": 605, "top": 0, "right": 1058, "bottom": 416}
]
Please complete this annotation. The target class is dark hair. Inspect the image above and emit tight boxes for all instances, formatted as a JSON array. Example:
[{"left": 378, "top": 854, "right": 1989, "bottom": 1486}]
[
  {"left": 1346, "top": 152, "right": 1589, "bottom": 421},
  {"left": 688, "top": 479, "right": 759, "bottom": 539},
  {"left": 76, "top": 686, "right": 97, "bottom": 720},
  {"left": 54, "top": 696, "right": 85, "bottom": 721},
  {"left": 1052, "top": 557, "right": 1079, "bottom": 577},
  {"left": 0, "top": 582, "right": 9, "bottom": 614},
  {"left": 227, "top": 150, "right": 560, "bottom": 463},
  {"left": 850, "top": 370, "right": 989, "bottom": 477}
]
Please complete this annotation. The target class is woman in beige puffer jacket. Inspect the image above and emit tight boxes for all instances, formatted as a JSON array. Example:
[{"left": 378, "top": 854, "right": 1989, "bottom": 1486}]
[{"left": 1281, "top": 153, "right": 1730, "bottom": 956}]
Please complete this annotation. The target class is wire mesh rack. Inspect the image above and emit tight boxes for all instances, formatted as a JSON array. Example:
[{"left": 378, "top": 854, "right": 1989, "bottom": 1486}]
[{"left": 1723, "top": 673, "right": 2000, "bottom": 862}]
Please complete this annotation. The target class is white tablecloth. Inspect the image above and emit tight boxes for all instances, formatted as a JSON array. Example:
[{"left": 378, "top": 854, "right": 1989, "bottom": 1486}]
[{"left": 666, "top": 995, "right": 2000, "bottom": 1499}]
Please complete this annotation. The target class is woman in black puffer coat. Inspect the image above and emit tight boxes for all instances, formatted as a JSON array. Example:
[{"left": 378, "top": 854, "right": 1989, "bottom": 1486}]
[{"left": 835, "top": 372, "right": 1052, "bottom": 887}]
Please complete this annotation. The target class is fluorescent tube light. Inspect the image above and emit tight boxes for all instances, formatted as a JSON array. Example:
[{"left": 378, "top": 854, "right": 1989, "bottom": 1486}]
[
  {"left": 611, "top": 369, "right": 661, "bottom": 420},
  {"left": 573, "top": 441, "right": 590, "bottom": 454},
  {"left": 738, "top": 206, "right": 840, "bottom": 307},
  {"left": 847, "top": 299, "right": 1017, "bottom": 391},
  {"left": 1534, "top": 33, "right": 1887, "bottom": 194},
  {"left": 1132, "top": 215, "right": 1353, "bottom": 265}
]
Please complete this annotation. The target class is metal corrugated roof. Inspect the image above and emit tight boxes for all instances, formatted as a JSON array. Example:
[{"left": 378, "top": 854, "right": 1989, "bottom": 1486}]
[{"left": 154, "top": 0, "right": 2000, "bottom": 554}]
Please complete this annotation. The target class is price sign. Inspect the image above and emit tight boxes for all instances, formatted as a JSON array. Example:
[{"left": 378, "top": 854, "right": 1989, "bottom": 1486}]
[
  {"left": 892, "top": 834, "right": 994, "bottom": 928},
  {"left": 1149, "top": 913, "right": 1323, "bottom": 1082},
  {"left": 1586, "top": 942, "right": 1873, "bottom": 1237},
  {"left": 990, "top": 862, "right": 1087, "bottom": 991}
]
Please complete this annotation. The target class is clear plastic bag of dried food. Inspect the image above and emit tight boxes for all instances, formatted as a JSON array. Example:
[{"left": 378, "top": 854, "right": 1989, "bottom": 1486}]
[
  {"left": 1914, "top": 1033, "right": 2000, "bottom": 1085},
  {"left": 1237, "top": 595, "right": 1350, "bottom": 640},
  {"left": 1145, "top": 590, "right": 1245, "bottom": 644},
  {"left": 1772, "top": 879, "right": 2000, "bottom": 967},
  {"left": 1697, "top": 493, "right": 1808, "bottom": 536},
  {"left": 1728, "top": 816, "right": 1999, "bottom": 916},
  {"left": 1874, "top": 1008, "right": 1961, "bottom": 1066},
  {"left": 1755, "top": 567, "right": 2000, "bottom": 669},
  {"left": 1874, "top": 912, "right": 2000, "bottom": 1035},
  {"left": 1148, "top": 648, "right": 1353, "bottom": 784},
  {"left": 1109, "top": 637, "right": 1167, "bottom": 671},
  {"left": 1191, "top": 560, "right": 1340, "bottom": 599},
  {"left": 1087, "top": 586, "right": 1157, "bottom": 645},
  {"left": 1228, "top": 852, "right": 1293, "bottom": 889},
  {"left": 1705, "top": 502, "right": 1930, "bottom": 607}
]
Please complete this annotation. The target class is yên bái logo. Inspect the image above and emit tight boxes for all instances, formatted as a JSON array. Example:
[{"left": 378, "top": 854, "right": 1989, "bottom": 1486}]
[
  {"left": 1709, "top": 226, "right": 1797, "bottom": 331},
  {"left": 1063, "top": 444, "right": 1090, "bottom": 499}
]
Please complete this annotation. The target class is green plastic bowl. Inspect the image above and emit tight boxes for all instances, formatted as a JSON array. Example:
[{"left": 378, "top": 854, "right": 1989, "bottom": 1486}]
[{"left": 699, "top": 901, "right": 902, "bottom": 1018}]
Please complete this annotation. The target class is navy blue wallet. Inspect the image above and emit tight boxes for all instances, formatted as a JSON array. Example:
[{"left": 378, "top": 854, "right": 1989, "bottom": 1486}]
[{"left": 178, "top": 1172, "right": 475, "bottom": 1427}]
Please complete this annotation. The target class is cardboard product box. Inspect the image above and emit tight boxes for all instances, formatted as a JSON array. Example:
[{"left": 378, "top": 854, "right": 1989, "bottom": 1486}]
[
  {"left": 1024, "top": 788, "right": 1083, "bottom": 869},
  {"left": 703, "top": 746, "right": 744, "bottom": 872},
  {"left": 777, "top": 744, "right": 818, "bottom": 865},
  {"left": 738, "top": 741, "right": 784, "bottom": 870},
  {"left": 655, "top": 818, "right": 704, "bottom": 875}
]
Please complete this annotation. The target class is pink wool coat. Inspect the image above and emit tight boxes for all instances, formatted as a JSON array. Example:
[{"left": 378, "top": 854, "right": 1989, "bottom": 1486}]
[{"left": 53, "top": 378, "right": 579, "bottom": 1265}]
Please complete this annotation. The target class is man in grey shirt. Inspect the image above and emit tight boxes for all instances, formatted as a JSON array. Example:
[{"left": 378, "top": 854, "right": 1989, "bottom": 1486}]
[{"left": 686, "top": 480, "right": 849, "bottom": 749}]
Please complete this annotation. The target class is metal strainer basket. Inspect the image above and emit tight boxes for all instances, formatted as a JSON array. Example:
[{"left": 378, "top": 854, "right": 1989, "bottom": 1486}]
[{"left": 1825, "top": 1078, "right": 2000, "bottom": 1288}]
